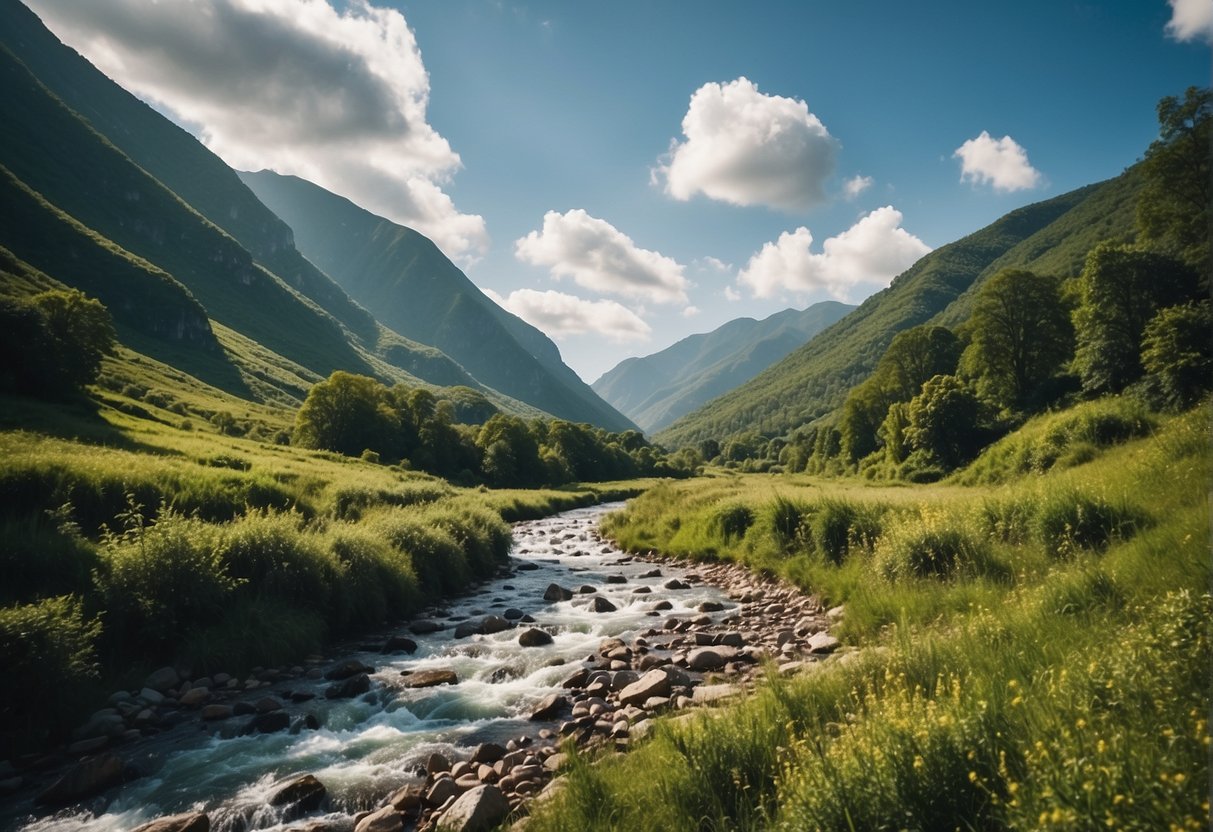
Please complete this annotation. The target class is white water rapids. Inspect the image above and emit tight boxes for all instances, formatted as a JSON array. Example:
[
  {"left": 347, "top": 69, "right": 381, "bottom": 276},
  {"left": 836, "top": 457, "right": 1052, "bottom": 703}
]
[{"left": 10, "top": 503, "right": 736, "bottom": 832}]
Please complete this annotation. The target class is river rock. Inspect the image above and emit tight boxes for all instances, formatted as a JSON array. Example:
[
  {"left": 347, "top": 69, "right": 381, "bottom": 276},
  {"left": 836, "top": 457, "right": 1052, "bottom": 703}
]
[
  {"left": 143, "top": 666, "right": 180, "bottom": 693},
  {"left": 587, "top": 596, "right": 617, "bottom": 613},
  {"left": 687, "top": 647, "right": 730, "bottom": 671},
  {"left": 479, "top": 615, "right": 512, "bottom": 635},
  {"left": 409, "top": 620, "right": 442, "bottom": 635},
  {"left": 439, "top": 784, "right": 509, "bottom": 832},
  {"left": 543, "top": 584, "right": 573, "bottom": 602},
  {"left": 425, "top": 776, "right": 459, "bottom": 806},
  {"left": 605, "top": 575, "right": 627, "bottom": 584},
  {"left": 427, "top": 752, "right": 452, "bottom": 775},
  {"left": 35, "top": 753, "right": 129, "bottom": 805},
  {"left": 663, "top": 579, "right": 690, "bottom": 590},
  {"left": 255, "top": 696, "right": 283, "bottom": 713},
  {"left": 401, "top": 669, "right": 458, "bottom": 688},
  {"left": 528, "top": 693, "right": 567, "bottom": 721},
  {"left": 200, "top": 704, "right": 233, "bottom": 721},
  {"left": 692, "top": 684, "right": 742, "bottom": 704},
  {"left": 453, "top": 621, "right": 480, "bottom": 639},
  {"left": 518, "top": 628, "right": 553, "bottom": 647},
  {"left": 270, "top": 774, "right": 327, "bottom": 815},
  {"left": 325, "top": 660, "right": 373, "bottom": 681},
  {"left": 382, "top": 636, "right": 418, "bottom": 654},
  {"left": 502, "top": 608, "right": 525, "bottom": 620},
  {"left": 248, "top": 712, "right": 290, "bottom": 733},
  {"left": 807, "top": 632, "right": 840, "bottom": 654},
  {"left": 560, "top": 668, "right": 589, "bottom": 688},
  {"left": 697, "top": 601, "right": 725, "bottom": 613},
  {"left": 618, "top": 669, "right": 671, "bottom": 707},
  {"left": 326, "top": 673, "right": 371, "bottom": 699},
  {"left": 131, "top": 812, "right": 209, "bottom": 832},
  {"left": 470, "top": 742, "right": 507, "bottom": 764},
  {"left": 354, "top": 805, "right": 403, "bottom": 832}
]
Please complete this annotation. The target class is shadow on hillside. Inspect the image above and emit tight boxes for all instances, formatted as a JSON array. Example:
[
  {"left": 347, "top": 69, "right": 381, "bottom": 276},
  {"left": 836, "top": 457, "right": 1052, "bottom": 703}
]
[{"left": 0, "top": 391, "right": 170, "bottom": 455}]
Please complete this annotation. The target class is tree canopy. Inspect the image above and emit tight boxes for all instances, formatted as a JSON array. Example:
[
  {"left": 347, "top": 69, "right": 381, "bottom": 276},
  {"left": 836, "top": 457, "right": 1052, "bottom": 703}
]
[{"left": 0, "top": 288, "right": 115, "bottom": 397}]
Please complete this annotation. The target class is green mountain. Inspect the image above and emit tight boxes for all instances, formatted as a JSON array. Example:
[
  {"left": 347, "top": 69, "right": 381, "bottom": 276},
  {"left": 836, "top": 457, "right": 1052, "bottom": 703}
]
[
  {"left": 592, "top": 302, "right": 853, "bottom": 434},
  {"left": 656, "top": 170, "right": 1142, "bottom": 449},
  {"left": 238, "top": 169, "right": 636, "bottom": 432}
]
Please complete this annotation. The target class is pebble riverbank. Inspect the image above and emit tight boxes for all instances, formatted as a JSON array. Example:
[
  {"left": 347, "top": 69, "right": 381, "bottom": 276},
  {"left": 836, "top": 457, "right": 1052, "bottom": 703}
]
[{"left": 2, "top": 504, "right": 845, "bottom": 832}]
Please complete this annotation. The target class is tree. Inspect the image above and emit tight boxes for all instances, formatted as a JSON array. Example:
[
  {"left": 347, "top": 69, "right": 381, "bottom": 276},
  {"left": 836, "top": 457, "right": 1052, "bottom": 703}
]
[
  {"left": 293, "top": 371, "right": 396, "bottom": 457},
  {"left": 0, "top": 289, "right": 116, "bottom": 397},
  {"left": 905, "top": 375, "right": 984, "bottom": 469},
  {"left": 1072, "top": 243, "right": 1201, "bottom": 395},
  {"left": 1140, "top": 302, "right": 1213, "bottom": 410},
  {"left": 1138, "top": 86, "right": 1211, "bottom": 273},
  {"left": 962, "top": 269, "right": 1073, "bottom": 410}
]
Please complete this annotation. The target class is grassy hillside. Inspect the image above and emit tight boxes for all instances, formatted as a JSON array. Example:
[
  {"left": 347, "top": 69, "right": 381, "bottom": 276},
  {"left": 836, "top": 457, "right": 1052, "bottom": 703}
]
[
  {"left": 240, "top": 170, "right": 637, "bottom": 432},
  {"left": 526, "top": 399, "right": 1209, "bottom": 831},
  {"left": 593, "top": 301, "right": 853, "bottom": 433},
  {"left": 655, "top": 173, "right": 1138, "bottom": 449}
]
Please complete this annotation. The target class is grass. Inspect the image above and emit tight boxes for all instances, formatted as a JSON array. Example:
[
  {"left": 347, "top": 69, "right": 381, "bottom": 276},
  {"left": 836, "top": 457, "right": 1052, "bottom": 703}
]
[{"left": 529, "top": 401, "right": 1209, "bottom": 831}]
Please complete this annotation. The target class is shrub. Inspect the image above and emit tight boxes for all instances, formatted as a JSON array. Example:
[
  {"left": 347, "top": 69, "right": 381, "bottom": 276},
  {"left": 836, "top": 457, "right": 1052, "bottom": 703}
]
[
  {"left": 712, "top": 503, "right": 755, "bottom": 541},
  {"left": 181, "top": 598, "right": 325, "bottom": 675},
  {"left": 327, "top": 525, "right": 420, "bottom": 629},
  {"left": 764, "top": 496, "right": 811, "bottom": 552},
  {"left": 1034, "top": 490, "right": 1148, "bottom": 556},
  {"left": 874, "top": 510, "right": 998, "bottom": 581},
  {"left": 97, "top": 507, "right": 237, "bottom": 650},
  {"left": 809, "top": 498, "right": 884, "bottom": 565},
  {"left": 367, "top": 508, "right": 469, "bottom": 595},
  {"left": 217, "top": 510, "right": 342, "bottom": 612},
  {"left": 0, "top": 596, "right": 102, "bottom": 753},
  {"left": 0, "top": 508, "right": 100, "bottom": 605}
]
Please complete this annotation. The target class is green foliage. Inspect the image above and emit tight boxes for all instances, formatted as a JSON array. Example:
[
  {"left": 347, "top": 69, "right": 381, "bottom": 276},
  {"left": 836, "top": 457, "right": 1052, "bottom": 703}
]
[
  {"left": 293, "top": 371, "right": 396, "bottom": 457},
  {"left": 1072, "top": 243, "right": 1201, "bottom": 395},
  {"left": 874, "top": 509, "right": 999, "bottom": 581},
  {"left": 905, "top": 375, "right": 986, "bottom": 469},
  {"left": 809, "top": 497, "right": 882, "bottom": 566},
  {"left": 1140, "top": 301, "right": 1213, "bottom": 410},
  {"left": 0, "top": 288, "right": 116, "bottom": 397},
  {"left": 0, "top": 595, "right": 102, "bottom": 754},
  {"left": 1034, "top": 490, "right": 1148, "bottom": 557},
  {"left": 218, "top": 510, "right": 340, "bottom": 612},
  {"left": 712, "top": 503, "right": 755, "bottom": 541},
  {"left": 0, "top": 508, "right": 100, "bottom": 605},
  {"left": 962, "top": 269, "right": 1073, "bottom": 410},
  {"left": 1137, "top": 86, "right": 1211, "bottom": 272}
]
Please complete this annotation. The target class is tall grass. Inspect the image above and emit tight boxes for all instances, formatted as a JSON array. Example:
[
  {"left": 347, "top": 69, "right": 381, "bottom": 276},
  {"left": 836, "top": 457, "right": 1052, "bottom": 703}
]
[{"left": 531, "top": 404, "right": 1209, "bottom": 831}]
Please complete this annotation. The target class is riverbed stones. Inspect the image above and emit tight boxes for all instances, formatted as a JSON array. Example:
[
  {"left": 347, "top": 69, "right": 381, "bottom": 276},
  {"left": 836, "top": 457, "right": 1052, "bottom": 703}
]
[
  {"left": 326, "top": 673, "right": 371, "bottom": 699},
  {"left": 518, "top": 628, "right": 553, "bottom": 647},
  {"left": 35, "top": 753, "right": 129, "bottom": 805},
  {"left": 479, "top": 615, "right": 512, "bottom": 635},
  {"left": 402, "top": 669, "right": 458, "bottom": 688},
  {"left": 271, "top": 773, "right": 327, "bottom": 816},
  {"left": 439, "top": 784, "right": 510, "bottom": 832},
  {"left": 453, "top": 621, "right": 479, "bottom": 639},
  {"left": 200, "top": 704, "right": 233, "bottom": 721},
  {"left": 248, "top": 711, "right": 290, "bottom": 734},
  {"left": 382, "top": 636, "right": 418, "bottom": 654},
  {"left": 807, "top": 632, "right": 841, "bottom": 654},
  {"left": 355, "top": 805, "right": 403, "bottom": 832},
  {"left": 470, "top": 742, "right": 507, "bottom": 764},
  {"left": 542, "top": 583, "right": 573, "bottom": 602},
  {"left": 587, "top": 596, "right": 617, "bottom": 613},
  {"left": 425, "top": 776, "right": 459, "bottom": 807},
  {"left": 617, "top": 669, "right": 671, "bottom": 707},
  {"left": 143, "top": 666, "right": 180, "bottom": 693},
  {"left": 410, "top": 620, "right": 442, "bottom": 635},
  {"left": 528, "top": 693, "right": 567, "bottom": 721},
  {"left": 325, "top": 660, "right": 373, "bottom": 681},
  {"left": 131, "top": 812, "right": 210, "bottom": 832}
]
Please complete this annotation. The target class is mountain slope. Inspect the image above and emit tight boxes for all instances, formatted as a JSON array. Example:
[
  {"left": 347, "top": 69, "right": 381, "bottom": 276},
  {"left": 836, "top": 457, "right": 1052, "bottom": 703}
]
[
  {"left": 593, "top": 302, "right": 853, "bottom": 433},
  {"left": 239, "top": 170, "right": 636, "bottom": 432},
  {"left": 656, "top": 171, "right": 1141, "bottom": 448}
]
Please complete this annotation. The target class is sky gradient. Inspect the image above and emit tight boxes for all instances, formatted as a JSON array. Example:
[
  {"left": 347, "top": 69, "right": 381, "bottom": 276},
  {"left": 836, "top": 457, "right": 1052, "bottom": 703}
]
[{"left": 26, "top": 0, "right": 1212, "bottom": 382}]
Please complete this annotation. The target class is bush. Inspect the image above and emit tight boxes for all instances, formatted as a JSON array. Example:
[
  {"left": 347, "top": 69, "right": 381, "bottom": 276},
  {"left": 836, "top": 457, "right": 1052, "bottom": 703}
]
[
  {"left": 181, "top": 598, "right": 325, "bottom": 675},
  {"left": 97, "top": 507, "right": 237, "bottom": 650},
  {"left": 0, "top": 509, "right": 100, "bottom": 605},
  {"left": 712, "top": 503, "right": 755, "bottom": 541},
  {"left": 0, "top": 596, "right": 102, "bottom": 753},
  {"left": 764, "top": 496, "right": 811, "bottom": 552},
  {"left": 809, "top": 498, "right": 884, "bottom": 566},
  {"left": 327, "top": 525, "right": 420, "bottom": 629},
  {"left": 218, "top": 510, "right": 342, "bottom": 612},
  {"left": 1034, "top": 490, "right": 1148, "bottom": 557},
  {"left": 367, "top": 508, "right": 469, "bottom": 595},
  {"left": 874, "top": 511, "right": 998, "bottom": 581},
  {"left": 330, "top": 480, "right": 451, "bottom": 520}
]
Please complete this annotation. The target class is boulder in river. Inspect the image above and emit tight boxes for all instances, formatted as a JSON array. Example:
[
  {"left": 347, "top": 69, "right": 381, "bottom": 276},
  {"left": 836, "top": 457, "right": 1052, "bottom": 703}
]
[
  {"left": 543, "top": 583, "right": 573, "bottom": 602},
  {"left": 143, "top": 666, "right": 180, "bottom": 693},
  {"left": 35, "top": 753, "right": 130, "bottom": 805},
  {"left": 469, "top": 742, "right": 507, "bottom": 764},
  {"left": 478, "top": 615, "right": 512, "bottom": 635},
  {"left": 587, "top": 596, "right": 617, "bottom": 613},
  {"left": 409, "top": 620, "right": 442, "bottom": 635},
  {"left": 270, "top": 774, "right": 327, "bottom": 817},
  {"left": 325, "top": 660, "right": 373, "bottom": 681},
  {"left": 617, "top": 669, "right": 671, "bottom": 707},
  {"left": 438, "top": 784, "right": 509, "bottom": 832},
  {"left": 325, "top": 673, "right": 371, "bottom": 699},
  {"left": 453, "top": 621, "right": 479, "bottom": 639},
  {"left": 382, "top": 636, "right": 418, "bottom": 654},
  {"left": 247, "top": 712, "right": 291, "bottom": 734},
  {"left": 131, "top": 813, "right": 209, "bottom": 832},
  {"left": 354, "top": 805, "right": 403, "bottom": 832},
  {"left": 528, "top": 693, "right": 568, "bottom": 721},
  {"left": 518, "top": 627, "right": 553, "bottom": 647},
  {"left": 401, "top": 668, "right": 458, "bottom": 688}
]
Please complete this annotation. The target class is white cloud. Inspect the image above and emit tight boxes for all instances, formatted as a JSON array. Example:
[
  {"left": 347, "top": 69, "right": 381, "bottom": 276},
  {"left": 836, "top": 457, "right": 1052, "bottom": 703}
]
[
  {"left": 723, "top": 286, "right": 742, "bottom": 302},
  {"left": 694, "top": 256, "right": 733, "bottom": 273},
  {"left": 682, "top": 306, "right": 701, "bottom": 318},
  {"left": 953, "top": 131, "right": 1042, "bottom": 192},
  {"left": 515, "top": 209, "right": 689, "bottom": 304},
  {"left": 1166, "top": 0, "right": 1213, "bottom": 42},
  {"left": 843, "top": 174, "right": 874, "bottom": 200},
  {"left": 656, "top": 77, "right": 838, "bottom": 212},
  {"left": 27, "top": 0, "right": 487, "bottom": 261},
  {"left": 485, "top": 288, "right": 651, "bottom": 343},
  {"left": 737, "top": 206, "right": 931, "bottom": 302}
]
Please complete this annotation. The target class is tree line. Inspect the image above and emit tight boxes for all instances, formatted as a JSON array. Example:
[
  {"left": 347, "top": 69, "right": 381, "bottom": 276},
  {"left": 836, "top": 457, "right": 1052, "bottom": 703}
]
[{"left": 292, "top": 370, "right": 700, "bottom": 486}]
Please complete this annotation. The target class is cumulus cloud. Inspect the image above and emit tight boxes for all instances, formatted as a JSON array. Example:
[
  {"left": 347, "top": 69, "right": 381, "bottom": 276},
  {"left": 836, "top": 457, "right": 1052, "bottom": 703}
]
[
  {"left": 694, "top": 256, "right": 733, "bottom": 273},
  {"left": 843, "top": 174, "right": 874, "bottom": 199},
  {"left": 953, "top": 131, "right": 1042, "bottom": 192},
  {"left": 1166, "top": 0, "right": 1213, "bottom": 42},
  {"left": 485, "top": 288, "right": 651, "bottom": 343},
  {"left": 515, "top": 209, "right": 689, "bottom": 304},
  {"left": 27, "top": 0, "right": 487, "bottom": 260},
  {"left": 737, "top": 206, "right": 931, "bottom": 302},
  {"left": 682, "top": 306, "right": 701, "bottom": 318},
  {"left": 656, "top": 77, "right": 838, "bottom": 211}
]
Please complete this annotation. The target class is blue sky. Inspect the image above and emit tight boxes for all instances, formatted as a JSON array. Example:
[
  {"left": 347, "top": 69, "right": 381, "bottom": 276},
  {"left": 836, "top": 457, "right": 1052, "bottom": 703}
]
[{"left": 28, "top": 0, "right": 1211, "bottom": 382}]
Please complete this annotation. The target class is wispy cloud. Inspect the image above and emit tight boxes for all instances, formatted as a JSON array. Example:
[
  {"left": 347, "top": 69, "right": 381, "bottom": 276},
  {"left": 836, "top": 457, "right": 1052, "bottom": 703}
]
[
  {"left": 27, "top": 0, "right": 487, "bottom": 261},
  {"left": 515, "top": 209, "right": 689, "bottom": 304},
  {"left": 843, "top": 174, "right": 874, "bottom": 200},
  {"left": 484, "top": 288, "right": 651, "bottom": 342},
  {"left": 1165, "top": 0, "right": 1213, "bottom": 43}
]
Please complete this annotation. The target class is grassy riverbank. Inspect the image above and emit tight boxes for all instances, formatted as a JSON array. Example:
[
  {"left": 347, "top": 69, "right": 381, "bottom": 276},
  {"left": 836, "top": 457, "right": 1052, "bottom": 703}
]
[
  {"left": 0, "top": 388, "right": 659, "bottom": 756},
  {"left": 526, "top": 401, "right": 1210, "bottom": 830}
]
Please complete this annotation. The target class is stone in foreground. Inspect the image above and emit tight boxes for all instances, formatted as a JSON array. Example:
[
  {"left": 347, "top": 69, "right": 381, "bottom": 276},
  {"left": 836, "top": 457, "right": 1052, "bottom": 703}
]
[
  {"left": 438, "top": 784, "right": 510, "bottom": 832},
  {"left": 401, "top": 668, "right": 458, "bottom": 688},
  {"left": 131, "top": 813, "right": 209, "bottom": 832}
]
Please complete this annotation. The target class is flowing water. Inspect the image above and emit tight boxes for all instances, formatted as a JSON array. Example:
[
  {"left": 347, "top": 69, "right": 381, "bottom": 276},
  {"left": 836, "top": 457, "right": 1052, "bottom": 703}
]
[{"left": 12, "top": 503, "right": 735, "bottom": 831}]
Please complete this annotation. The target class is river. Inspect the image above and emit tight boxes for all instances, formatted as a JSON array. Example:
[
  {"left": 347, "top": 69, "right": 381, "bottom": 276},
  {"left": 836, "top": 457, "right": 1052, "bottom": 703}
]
[{"left": 11, "top": 502, "right": 741, "bottom": 832}]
